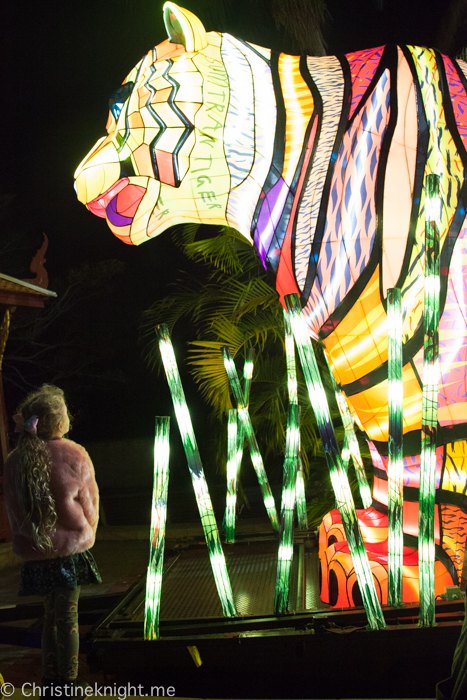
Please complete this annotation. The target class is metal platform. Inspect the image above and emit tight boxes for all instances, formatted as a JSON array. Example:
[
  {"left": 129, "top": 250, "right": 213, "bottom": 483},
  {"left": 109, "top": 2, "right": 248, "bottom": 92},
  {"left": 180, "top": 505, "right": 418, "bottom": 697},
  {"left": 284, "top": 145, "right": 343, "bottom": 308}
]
[
  {"left": 158, "top": 538, "right": 326, "bottom": 620},
  {"left": 85, "top": 535, "right": 465, "bottom": 698}
]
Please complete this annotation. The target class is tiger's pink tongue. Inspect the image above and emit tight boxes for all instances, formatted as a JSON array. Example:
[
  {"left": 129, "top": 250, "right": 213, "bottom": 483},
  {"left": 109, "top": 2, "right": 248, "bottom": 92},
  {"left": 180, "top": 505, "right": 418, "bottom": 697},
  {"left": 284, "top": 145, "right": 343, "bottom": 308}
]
[{"left": 87, "top": 178, "right": 129, "bottom": 218}]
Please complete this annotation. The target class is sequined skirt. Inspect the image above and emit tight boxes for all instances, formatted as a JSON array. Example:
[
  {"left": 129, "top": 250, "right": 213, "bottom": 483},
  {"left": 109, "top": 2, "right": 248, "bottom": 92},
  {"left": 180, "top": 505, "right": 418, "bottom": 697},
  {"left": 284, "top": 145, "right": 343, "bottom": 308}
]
[{"left": 19, "top": 550, "right": 102, "bottom": 597}]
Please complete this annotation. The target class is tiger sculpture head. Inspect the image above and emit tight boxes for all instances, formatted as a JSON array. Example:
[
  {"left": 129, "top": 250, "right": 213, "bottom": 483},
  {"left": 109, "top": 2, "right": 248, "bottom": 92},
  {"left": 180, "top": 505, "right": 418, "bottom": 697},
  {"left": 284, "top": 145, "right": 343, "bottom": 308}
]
[
  {"left": 76, "top": 3, "right": 467, "bottom": 610},
  {"left": 74, "top": 2, "right": 275, "bottom": 252}
]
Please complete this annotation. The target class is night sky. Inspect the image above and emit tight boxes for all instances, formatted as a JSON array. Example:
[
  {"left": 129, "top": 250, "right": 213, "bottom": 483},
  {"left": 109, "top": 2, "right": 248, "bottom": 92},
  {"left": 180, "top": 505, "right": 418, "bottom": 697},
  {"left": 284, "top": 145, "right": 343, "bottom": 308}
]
[{"left": 3, "top": 0, "right": 466, "bottom": 451}]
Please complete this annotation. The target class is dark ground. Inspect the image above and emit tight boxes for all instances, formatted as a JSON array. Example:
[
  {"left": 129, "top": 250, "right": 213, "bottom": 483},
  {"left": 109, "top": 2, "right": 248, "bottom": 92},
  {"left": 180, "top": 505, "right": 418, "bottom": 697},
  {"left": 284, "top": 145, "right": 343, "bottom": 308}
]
[{"left": 0, "top": 518, "right": 282, "bottom": 697}]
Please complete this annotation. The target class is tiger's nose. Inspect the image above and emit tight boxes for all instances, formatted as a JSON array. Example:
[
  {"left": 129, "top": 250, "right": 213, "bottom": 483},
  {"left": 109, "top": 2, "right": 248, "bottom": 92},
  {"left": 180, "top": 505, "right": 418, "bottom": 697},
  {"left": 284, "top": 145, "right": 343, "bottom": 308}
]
[{"left": 74, "top": 141, "right": 121, "bottom": 205}]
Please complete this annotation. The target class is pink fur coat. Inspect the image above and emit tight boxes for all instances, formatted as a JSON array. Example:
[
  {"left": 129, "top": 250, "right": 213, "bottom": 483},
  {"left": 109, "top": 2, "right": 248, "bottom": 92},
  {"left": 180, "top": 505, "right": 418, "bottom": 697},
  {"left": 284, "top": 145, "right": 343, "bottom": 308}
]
[{"left": 3, "top": 438, "right": 99, "bottom": 561}]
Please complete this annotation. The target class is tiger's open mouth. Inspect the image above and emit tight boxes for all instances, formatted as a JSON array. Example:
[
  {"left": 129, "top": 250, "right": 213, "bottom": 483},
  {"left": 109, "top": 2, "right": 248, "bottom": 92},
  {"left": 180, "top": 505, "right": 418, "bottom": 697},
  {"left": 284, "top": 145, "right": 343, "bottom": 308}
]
[{"left": 87, "top": 178, "right": 146, "bottom": 227}]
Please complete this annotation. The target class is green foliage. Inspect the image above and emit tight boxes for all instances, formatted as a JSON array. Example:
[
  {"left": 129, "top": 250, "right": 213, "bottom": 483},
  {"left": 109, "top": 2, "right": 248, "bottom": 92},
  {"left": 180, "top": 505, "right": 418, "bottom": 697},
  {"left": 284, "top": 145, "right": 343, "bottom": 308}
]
[
  {"left": 143, "top": 224, "right": 373, "bottom": 527},
  {"left": 144, "top": 225, "right": 340, "bottom": 484}
]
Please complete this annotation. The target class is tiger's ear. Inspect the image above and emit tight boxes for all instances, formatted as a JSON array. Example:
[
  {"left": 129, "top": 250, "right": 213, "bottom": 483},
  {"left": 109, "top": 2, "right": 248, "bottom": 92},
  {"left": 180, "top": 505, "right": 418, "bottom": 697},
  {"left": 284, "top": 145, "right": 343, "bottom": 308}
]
[{"left": 163, "top": 2, "right": 208, "bottom": 52}]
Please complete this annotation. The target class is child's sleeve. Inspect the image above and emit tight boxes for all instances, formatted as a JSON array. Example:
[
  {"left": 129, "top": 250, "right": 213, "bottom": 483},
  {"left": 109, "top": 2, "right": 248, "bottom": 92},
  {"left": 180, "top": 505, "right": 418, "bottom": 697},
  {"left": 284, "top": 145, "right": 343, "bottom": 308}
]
[{"left": 78, "top": 449, "right": 100, "bottom": 534}]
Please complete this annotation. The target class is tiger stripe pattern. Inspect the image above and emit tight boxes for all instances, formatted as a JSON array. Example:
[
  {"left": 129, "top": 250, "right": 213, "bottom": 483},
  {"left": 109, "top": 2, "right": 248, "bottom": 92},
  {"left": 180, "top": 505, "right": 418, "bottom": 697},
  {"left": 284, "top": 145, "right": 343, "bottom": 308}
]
[
  {"left": 293, "top": 56, "right": 344, "bottom": 293},
  {"left": 303, "top": 69, "right": 391, "bottom": 336},
  {"left": 221, "top": 37, "right": 256, "bottom": 189},
  {"left": 224, "top": 36, "right": 276, "bottom": 245},
  {"left": 442, "top": 55, "right": 467, "bottom": 150},
  {"left": 346, "top": 46, "right": 385, "bottom": 120}
]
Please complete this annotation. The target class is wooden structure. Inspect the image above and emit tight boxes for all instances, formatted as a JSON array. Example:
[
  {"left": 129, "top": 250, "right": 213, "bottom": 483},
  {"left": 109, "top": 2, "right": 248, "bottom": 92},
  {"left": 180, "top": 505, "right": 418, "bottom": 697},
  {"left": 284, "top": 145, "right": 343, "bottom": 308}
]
[{"left": 0, "top": 272, "right": 56, "bottom": 541}]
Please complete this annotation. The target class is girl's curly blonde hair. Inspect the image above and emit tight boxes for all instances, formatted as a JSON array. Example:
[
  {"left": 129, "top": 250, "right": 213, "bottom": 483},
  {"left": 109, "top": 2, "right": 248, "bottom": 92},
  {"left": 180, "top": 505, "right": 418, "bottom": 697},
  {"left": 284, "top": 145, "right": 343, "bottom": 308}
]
[{"left": 15, "top": 384, "right": 71, "bottom": 554}]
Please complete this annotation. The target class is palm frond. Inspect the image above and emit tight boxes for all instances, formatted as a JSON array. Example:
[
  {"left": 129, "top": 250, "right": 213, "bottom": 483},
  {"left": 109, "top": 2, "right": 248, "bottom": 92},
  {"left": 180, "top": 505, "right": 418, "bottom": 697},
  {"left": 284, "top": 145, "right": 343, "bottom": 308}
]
[
  {"left": 184, "top": 233, "right": 245, "bottom": 275},
  {"left": 142, "top": 222, "right": 327, "bottom": 482},
  {"left": 172, "top": 223, "right": 200, "bottom": 249}
]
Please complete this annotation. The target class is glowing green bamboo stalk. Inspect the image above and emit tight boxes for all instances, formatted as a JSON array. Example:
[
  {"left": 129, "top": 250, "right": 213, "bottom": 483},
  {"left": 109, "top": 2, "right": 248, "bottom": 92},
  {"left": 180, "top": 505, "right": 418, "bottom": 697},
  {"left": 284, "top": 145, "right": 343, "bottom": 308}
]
[
  {"left": 418, "top": 174, "right": 441, "bottom": 628},
  {"left": 324, "top": 355, "right": 372, "bottom": 508},
  {"left": 145, "top": 416, "right": 170, "bottom": 640},
  {"left": 275, "top": 404, "right": 301, "bottom": 613},
  {"left": 387, "top": 287, "right": 404, "bottom": 607},
  {"left": 225, "top": 409, "right": 241, "bottom": 543},
  {"left": 222, "top": 346, "right": 280, "bottom": 533},
  {"left": 285, "top": 294, "right": 386, "bottom": 630},
  {"left": 224, "top": 351, "right": 254, "bottom": 542},
  {"left": 284, "top": 309, "right": 298, "bottom": 404},
  {"left": 341, "top": 431, "right": 350, "bottom": 474},
  {"left": 295, "top": 461, "right": 308, "bottom": 529},
  {"left": 157, "top": 325, "right": 236, "bottom": 617},
  {"left": 283, "top": 309, "right": 308, "bottom": 529},
  {"left": 243, "top": 349, "right": 254, "bottom": 407},
  {"left": 234, "top": 350, "right": 254, "bottom": 508}
]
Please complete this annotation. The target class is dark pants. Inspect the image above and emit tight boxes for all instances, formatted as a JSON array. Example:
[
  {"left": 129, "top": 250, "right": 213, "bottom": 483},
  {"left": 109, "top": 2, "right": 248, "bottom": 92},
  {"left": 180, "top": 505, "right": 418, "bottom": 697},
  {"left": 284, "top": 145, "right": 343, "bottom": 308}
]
[
  {"left": 42, "top": 587, "right": 80, "bottom": 681},
  {"left": 437, "top": 596, "right": 467, "bottom": 700}
]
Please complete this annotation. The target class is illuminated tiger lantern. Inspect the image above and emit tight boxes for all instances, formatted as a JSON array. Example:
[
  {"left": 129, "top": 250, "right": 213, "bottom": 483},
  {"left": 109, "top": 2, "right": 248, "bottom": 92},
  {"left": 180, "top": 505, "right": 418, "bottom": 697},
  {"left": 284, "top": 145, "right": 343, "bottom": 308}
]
[{"left": 75, "top": 3, "right": 467, "bottom": 608}]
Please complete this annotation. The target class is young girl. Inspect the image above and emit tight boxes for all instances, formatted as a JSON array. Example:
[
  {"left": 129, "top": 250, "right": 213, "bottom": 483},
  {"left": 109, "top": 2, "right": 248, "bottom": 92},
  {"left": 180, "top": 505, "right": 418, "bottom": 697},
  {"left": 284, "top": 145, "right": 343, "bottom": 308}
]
[{"left": 3, "top": 384, "right": 101, "bottom": 690}]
